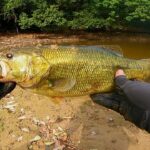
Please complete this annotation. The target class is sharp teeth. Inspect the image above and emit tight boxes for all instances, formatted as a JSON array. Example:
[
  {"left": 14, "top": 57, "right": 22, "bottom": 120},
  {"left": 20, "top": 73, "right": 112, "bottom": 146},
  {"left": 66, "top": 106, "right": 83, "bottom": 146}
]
[{"left": 0, "top": 61, "right": 7, "bottom": 77}]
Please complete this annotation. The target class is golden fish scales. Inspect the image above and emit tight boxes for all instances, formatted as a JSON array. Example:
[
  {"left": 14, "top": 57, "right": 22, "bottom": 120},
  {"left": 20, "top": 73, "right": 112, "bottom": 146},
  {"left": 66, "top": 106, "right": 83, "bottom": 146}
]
[{"left": 29, "top": 46, "right": 150, "bottom": 97}]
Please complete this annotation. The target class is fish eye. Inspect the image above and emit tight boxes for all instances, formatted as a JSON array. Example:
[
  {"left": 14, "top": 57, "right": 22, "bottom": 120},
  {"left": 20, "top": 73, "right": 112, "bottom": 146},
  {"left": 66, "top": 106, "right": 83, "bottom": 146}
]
[{"left": 6, "top": 53, "right": 13, "bottom": 59}]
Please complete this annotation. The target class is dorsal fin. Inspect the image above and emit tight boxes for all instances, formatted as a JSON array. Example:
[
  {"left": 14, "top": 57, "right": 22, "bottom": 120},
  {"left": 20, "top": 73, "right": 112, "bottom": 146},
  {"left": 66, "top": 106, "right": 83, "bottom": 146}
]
[
  {"left": 58, "top": 45, "right": 123, "bottom": 57},
  {"left": 100, "top": 45, "right": 123, "bottom": 57},
  {"left": 141, "top": 59, "right": 150, "bottom": 61}
]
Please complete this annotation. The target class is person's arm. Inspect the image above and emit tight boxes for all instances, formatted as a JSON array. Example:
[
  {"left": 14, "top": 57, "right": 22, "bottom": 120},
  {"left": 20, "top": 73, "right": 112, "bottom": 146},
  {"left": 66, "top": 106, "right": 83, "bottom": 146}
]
[
  {"left": 90, "top": 69, "right": 150, "bottom": 132},
  {"left": 115, "top": 70, "right": 150, "bottom": 110}
]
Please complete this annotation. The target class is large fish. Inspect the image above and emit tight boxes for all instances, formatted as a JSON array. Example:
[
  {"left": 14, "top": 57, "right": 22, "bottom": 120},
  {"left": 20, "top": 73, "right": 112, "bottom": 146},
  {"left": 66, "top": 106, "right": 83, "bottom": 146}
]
[{"left": 0, "top": 46, "right": 149, "bottom": 97}]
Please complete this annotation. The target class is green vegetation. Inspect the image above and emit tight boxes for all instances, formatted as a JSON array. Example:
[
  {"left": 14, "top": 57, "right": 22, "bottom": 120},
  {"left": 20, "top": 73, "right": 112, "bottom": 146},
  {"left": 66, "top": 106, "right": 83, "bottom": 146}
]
[{"left": 0, "top": 0, "right": 150, "bottom": 32}]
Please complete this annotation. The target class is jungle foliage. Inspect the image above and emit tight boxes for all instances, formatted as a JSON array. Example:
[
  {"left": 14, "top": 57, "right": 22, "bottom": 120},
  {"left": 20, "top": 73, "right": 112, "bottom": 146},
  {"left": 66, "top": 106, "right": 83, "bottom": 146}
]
[{"left": 0, "top": 0, "right": 150, "bottom": 32}]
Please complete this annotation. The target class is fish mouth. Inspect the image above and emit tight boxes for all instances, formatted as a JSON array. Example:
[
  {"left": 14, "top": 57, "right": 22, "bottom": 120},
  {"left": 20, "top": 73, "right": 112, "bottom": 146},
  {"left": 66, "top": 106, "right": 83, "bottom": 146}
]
[
  {"left": 0, "top": 61, "right": 9, "bottom": 79},
  {"left": 0, "top": 61, "right": 16, "bottom": 98}
]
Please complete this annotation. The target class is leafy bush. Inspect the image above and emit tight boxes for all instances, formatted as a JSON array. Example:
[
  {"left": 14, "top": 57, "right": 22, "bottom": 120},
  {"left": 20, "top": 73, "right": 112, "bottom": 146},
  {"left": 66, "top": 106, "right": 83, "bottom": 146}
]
[{"left": 0, "top": 0, "right": 149, "bottom": 31}]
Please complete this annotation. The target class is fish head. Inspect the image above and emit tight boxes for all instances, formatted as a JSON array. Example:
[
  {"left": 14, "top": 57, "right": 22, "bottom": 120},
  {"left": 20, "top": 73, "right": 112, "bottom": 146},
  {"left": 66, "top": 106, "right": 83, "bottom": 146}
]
[{"left": 0, "top": 50, "right": 49, "bottom": 87}]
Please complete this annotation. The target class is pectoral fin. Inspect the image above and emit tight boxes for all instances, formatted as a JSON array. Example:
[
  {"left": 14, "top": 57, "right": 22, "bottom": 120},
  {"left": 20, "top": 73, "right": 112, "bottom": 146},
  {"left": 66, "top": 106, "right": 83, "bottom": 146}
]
[{"left": 49, "top": 78, "right": 76, "bottom": 92}]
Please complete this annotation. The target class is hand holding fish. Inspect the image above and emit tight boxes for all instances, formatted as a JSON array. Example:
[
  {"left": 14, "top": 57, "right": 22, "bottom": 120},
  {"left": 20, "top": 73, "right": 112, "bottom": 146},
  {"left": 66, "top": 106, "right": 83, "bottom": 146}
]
[
  {"left": 91, "top": 69, "right": 150, "bottom": 133},
  {"left": 115, "top": 69, "right": 125, "bottom": 77}
]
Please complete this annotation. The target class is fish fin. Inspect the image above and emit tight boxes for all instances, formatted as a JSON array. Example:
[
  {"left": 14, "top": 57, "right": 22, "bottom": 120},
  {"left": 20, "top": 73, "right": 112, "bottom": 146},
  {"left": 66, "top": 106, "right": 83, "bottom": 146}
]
[
  {"left": 59, "top": 45, "right": 123, "bottom": 57},
  {"left": 141, "top": 59, "right": 150, "bottom": 61},
  {"left": 51, "top": 96, "right": 64, "bottom": 104},
  {"left": 86, "top": 45, "right": 123, "bottom": 57},
  {"left": 49, "top": 78, "right": 76, "bottom": 92},
  {"left": 101, "top": 45, "right": 123, "bottom": 57}
]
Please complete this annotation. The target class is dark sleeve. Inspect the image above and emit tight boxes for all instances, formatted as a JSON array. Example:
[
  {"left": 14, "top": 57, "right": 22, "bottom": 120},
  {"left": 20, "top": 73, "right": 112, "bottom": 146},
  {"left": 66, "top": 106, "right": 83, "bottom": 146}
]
[
  {"left": 115, "top": 75, "right": 150, "bottom": 110},
  {"left": 0, "top": 82, "right": 16, "bottom": 99}
]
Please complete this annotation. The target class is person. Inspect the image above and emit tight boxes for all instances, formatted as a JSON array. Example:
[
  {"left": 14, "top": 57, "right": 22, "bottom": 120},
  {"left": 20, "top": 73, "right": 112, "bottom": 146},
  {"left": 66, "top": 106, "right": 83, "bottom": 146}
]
[{"left": 91, "top": 69, "right": 150, "bottom": 132}]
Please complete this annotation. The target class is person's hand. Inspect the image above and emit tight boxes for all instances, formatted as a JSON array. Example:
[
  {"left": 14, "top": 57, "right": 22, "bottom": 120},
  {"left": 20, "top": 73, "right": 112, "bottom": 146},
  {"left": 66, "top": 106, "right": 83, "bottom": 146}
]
[
  {"left": 115, "top": 69, "right": 125, "bottom": 77},
  {"left": 115, "top": 69, "right": 127, "bottom": 89},
  {"left": 90, "top": 69, "right": 150, "bottom": 132}
]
